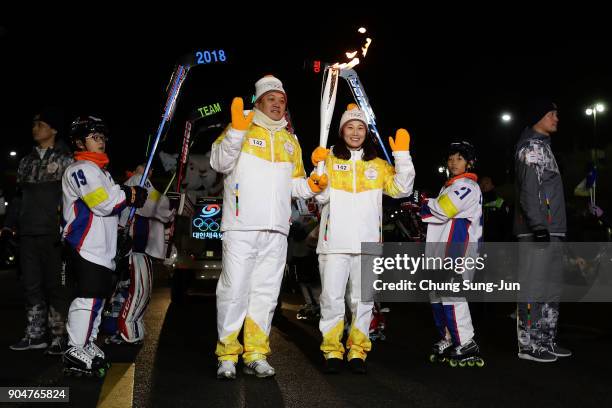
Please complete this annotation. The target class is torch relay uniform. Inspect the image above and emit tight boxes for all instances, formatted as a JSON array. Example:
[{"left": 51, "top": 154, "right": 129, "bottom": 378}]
[
  {"left": 210, "top": 78, "right": 316, "bottom": 369},
  {"left": 315, "top": 108, "right": 415, "bottom": 362}
]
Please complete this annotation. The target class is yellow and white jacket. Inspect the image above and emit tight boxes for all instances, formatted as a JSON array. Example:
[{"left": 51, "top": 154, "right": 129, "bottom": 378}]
[
  {"left": 316, "top": 149, "right": 415, "bottom": 254},
  {"left": 210, "top": 122, "right": 313, "bottom": 235}
]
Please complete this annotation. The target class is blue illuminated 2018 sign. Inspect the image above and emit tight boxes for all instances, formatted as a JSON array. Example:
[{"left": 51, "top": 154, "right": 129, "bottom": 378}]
[{"left": 195, "top": 50, "right": 227, "bottom": 65}]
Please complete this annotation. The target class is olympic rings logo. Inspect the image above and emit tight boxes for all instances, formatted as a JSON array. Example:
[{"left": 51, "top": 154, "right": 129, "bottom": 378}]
[
  {"left": 200, "top": 204, "right": 221, "bottom": 218},
  {"left": 192, "top": 217, "right": 220, "bottom": 232}
]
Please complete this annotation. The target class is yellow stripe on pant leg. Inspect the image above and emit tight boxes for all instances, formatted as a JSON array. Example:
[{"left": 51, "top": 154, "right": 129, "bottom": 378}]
[
  {"left": 215, "top": 329, "right": 242, "bottom": 363},
  {"left": 346, "top": 324, "right": 372, "bottom": 361},
  {"left": 320, "top": 320, "right": 345, "bottom": 360},
  {"left": 96, "top": 363, "right": 135, "bottom": 408},
  {"left": 242, "top": 316, "right": 270, "bottom": 363}
]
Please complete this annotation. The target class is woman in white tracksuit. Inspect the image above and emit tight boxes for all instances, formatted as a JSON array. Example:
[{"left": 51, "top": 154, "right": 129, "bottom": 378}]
[{"left": 311, "top": 104, "right": 415, "bottom": 374}]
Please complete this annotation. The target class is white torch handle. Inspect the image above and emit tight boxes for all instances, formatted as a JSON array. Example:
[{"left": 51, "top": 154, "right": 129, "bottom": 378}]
[{"left": 318, "top": 66, "right": 339, "bottom": 175}]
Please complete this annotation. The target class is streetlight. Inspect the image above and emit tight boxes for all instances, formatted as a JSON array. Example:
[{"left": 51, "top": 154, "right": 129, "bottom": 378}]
[
  {"left": 585, "top": 102, "right": 605, "bottom": 148},
  {"left": 501, "top": 113, "right": 512, "bottom": 123},
  {"left": 9, "top": 151, "right": 16, "bottom": 157},
  {"left": 585, "top": 102, "right": 605, "bottom": 206}
]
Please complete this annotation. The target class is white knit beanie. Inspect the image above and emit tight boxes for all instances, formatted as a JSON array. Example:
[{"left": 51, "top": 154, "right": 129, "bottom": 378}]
[
  {"left": 254, "top": 75, "right": 286, "bottom": 101},
  {"left": 339, "top": 103, "right": 367, "bottom": 133}
]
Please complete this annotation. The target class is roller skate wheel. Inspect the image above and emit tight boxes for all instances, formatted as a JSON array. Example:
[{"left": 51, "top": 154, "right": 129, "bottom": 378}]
[
  {"left": 467, "top": 360, "right": 475, "bottom": 367},
  {"left": 96, "top": 368, "right": 106, "bottom": 378},
  {"left": 449, "top": 359, "right": 458, "bottom": 368},
  {"left": 429, "top": 354, "right": 437, "bottom": 363},
  {"left": 459, "top": 360, "right": 467, "bottom": 368},
  {"left": 476, "top": 359, "right": 485, "bottom": 368}
]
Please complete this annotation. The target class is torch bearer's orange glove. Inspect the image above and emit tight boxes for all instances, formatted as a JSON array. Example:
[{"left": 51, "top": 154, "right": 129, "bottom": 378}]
[
  {"left": 388, "top": 128, "right": 411, "bottom": 152},
  {"left": 308, "top": 173, "right": 328, "bottom": 193},
  {"left": 231, "top": 97, "right": 255, "bottom": 131},
  {"left": 311, "top": 147, "right": 330, "bottom": 166}
]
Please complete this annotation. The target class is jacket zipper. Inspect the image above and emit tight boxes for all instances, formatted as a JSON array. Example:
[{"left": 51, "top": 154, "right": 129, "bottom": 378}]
[
  {"left": 269, "top": 130, "right": 275, "bottom": 228},
  {"left": 352, "top": 152, "right": 357, "bottom": 250}
]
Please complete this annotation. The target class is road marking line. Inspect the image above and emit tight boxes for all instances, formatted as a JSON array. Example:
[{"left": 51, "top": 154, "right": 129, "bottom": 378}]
[{"left": 97, "top": 363, "right": 135, "bottom": 408}]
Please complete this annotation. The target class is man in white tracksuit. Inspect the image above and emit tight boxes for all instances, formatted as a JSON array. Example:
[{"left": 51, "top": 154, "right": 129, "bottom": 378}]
[
  {"left": 210, "top": 75, "right": 326, "bottom": 379},
  {"left": 312, "top": 105, "right": 415, "bottom": 373}
]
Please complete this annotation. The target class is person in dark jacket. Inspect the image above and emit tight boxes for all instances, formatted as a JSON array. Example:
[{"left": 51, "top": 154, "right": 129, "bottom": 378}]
[
  {"left": 514, "top": 99, "right": 571, "bottom": 363},
  {"left": 4, "top": 107, "right": 74, "bottom": 354}
]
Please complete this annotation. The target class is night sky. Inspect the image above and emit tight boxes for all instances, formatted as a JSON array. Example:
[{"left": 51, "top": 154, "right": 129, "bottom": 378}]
[{"left": 1, "top": 16, "right": 611, "bottom": 201}]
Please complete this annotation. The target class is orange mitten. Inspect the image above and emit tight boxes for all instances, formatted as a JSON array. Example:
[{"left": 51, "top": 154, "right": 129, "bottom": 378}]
[
  {"left": 388, "top": 128, "right": 411, "bottom": 152},
  {"left": 230, "top": 97, "right": 255, "bottom": 131}
]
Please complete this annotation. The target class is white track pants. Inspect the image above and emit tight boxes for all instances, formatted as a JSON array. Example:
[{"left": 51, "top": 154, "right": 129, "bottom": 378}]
[
  {"left": 319, "top": 253, "right": 373, "bottom": 360},
  {"left": 215, "top": 230, "right": 287, "bottom": 363}
]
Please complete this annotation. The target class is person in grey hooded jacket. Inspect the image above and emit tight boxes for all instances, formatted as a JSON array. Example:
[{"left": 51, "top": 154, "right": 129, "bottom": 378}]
[{"left": 514, "top": 100, "right": 572, "bottom": 363}]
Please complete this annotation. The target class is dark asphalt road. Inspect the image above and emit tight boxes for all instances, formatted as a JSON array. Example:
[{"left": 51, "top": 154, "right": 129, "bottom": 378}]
[{"left": 1, "top": 266, "right": 611, "bottom": 408}]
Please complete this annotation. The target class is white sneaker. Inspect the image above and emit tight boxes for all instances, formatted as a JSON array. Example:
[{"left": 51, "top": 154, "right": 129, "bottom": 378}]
[
  {"left": 216, "top": 360, "right": 236, "bottom": 379},
  {"left": 243, "top": 359, "right": 276, "bottom": 378}
]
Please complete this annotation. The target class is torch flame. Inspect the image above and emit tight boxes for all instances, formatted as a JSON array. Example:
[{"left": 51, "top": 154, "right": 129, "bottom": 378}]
[
  {"left": 362, "top": 38, "right": 372, "bottom": 57},
  {"left": 333, "top": 58, "right": 360, "bottom": 70},
  {"left": 331, "top": 28, "right": 372, "bottom": 71}
]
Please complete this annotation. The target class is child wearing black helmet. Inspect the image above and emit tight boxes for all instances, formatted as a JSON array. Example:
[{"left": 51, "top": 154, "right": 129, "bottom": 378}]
[
  {"left": 61, "top": 116, "right": 148, "bottom": 377},
  {"left": 420, "top": 141, "right": 484, "bottom": 367}
]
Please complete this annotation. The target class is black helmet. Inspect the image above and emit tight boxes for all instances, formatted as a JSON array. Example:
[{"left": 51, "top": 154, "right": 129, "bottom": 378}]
[
  {"left": 448, "top": 141, "right": 476, "bottom": 167},
  {"left": 69, "top": 116, "right": 108, "bottom": 148}
]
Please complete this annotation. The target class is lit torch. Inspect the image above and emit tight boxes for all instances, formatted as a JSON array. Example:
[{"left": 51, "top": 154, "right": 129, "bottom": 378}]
[
  {"left": 317, "top": 28, "right": 373, "bottom": 175},
  {"left": 318, "top": 66, "right": 340, "bottom": 175}
]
